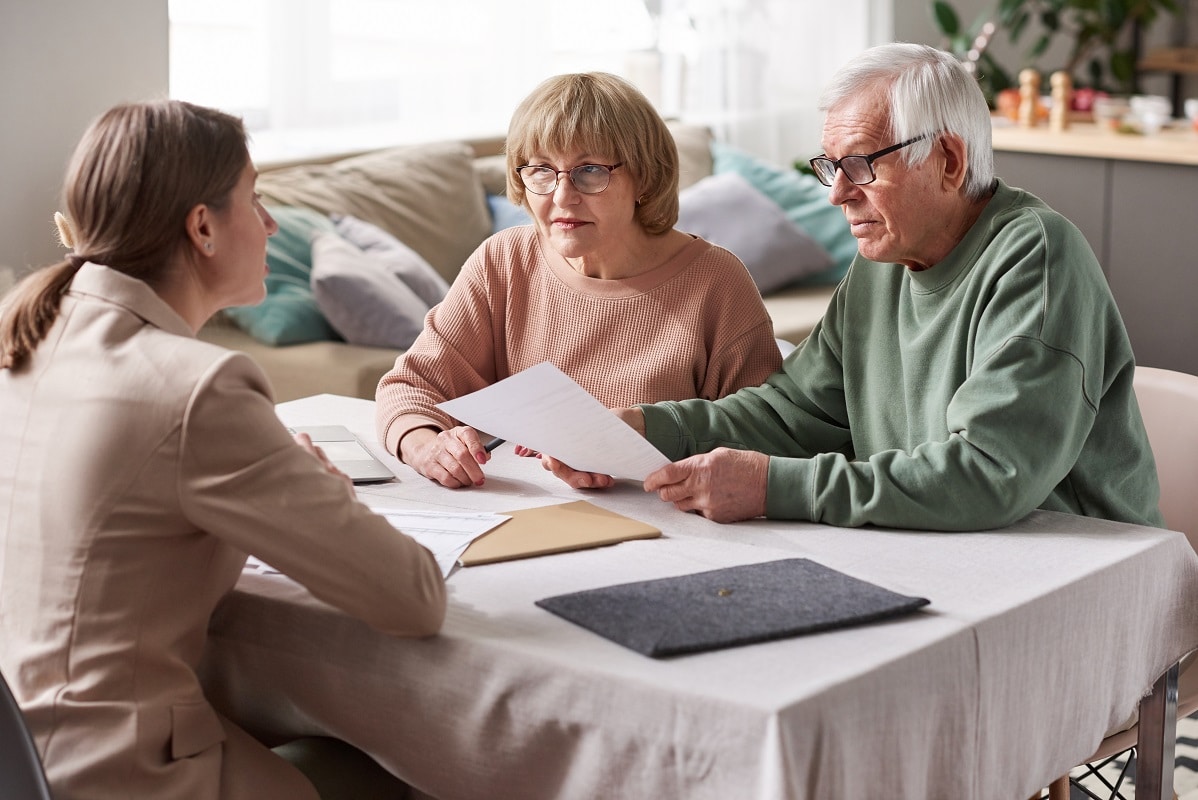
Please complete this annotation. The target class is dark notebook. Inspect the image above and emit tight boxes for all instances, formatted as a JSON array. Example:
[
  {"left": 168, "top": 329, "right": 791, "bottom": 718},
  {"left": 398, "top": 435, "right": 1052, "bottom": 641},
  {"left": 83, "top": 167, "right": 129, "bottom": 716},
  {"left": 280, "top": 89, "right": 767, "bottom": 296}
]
[{"left": 535, "top": 558, "right": 930, "bottom": 658}]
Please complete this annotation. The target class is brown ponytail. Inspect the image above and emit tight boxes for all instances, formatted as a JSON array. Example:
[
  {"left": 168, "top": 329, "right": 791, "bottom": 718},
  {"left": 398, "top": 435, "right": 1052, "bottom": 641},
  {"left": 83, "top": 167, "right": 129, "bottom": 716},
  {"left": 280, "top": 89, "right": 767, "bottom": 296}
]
[
  {"left": 0, "top": 100, "right": 248, "bottom": 372},
  {"left": 0, "top": 259, "right": 84, "bottom": 369}
]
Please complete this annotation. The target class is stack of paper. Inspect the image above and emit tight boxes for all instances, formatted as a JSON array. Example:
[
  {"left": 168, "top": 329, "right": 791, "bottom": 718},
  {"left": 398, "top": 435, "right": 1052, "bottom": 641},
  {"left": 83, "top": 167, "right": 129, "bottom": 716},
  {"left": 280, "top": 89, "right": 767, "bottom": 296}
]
[{"left": 369, "top": 507, "right": 509, "bottom": 577}]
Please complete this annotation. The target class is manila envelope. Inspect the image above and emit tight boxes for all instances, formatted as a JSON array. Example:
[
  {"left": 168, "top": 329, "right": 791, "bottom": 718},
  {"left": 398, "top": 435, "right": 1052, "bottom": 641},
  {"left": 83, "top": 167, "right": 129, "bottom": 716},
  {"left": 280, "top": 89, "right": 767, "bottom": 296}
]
[{"left": 458, "top": 500, "right": 660, "bottom": 567}]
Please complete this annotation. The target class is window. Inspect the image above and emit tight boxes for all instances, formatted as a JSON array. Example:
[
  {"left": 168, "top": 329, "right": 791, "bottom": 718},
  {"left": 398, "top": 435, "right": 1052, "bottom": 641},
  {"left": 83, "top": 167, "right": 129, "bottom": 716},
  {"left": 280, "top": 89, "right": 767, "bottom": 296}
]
[{"left": 169, "top": 0, "right": 886, "bottom": 165}]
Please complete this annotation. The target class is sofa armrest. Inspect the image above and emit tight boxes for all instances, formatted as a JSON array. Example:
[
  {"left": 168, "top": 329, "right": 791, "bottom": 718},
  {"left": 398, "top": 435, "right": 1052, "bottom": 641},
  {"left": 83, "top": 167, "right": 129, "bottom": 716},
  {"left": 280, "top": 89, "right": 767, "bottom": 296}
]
[
  {"left": 762, "top": 285, "right": 837, "bottom": 348},
  {"left": 197, "top": 321, "right": 401, "bottom": 402}
]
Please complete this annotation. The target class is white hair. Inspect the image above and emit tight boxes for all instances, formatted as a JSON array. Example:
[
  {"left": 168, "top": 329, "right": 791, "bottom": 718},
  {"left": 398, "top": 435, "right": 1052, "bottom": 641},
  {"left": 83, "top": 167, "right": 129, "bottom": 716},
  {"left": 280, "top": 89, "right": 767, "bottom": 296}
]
[{"left": 819, "top": 43, "right": 995, "bottom": 199}]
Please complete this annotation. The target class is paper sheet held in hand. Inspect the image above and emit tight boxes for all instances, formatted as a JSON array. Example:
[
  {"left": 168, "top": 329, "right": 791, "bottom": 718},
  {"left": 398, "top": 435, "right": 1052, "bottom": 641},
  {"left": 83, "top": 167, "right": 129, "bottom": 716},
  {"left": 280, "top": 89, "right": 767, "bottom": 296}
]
[{"left": 436, "top": 362, "right": 670, "bottom": 481}]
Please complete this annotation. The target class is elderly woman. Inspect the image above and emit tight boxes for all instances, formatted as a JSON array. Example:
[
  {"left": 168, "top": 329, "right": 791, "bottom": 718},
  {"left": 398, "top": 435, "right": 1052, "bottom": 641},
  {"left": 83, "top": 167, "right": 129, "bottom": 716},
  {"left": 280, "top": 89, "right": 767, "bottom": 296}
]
[
  {"left": 375, "top": 72, "right": 781, "bottom": 489},
  {"left": 0, "top": 100, "right": 445, "bottom": 799},
  {"left": 548, "top": 44, "right": 1161, "bottom": 533}
]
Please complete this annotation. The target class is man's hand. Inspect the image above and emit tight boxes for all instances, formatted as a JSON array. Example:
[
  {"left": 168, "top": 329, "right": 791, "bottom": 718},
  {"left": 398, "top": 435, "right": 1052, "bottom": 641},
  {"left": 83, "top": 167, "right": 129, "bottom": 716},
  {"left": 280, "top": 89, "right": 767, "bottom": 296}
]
[
  {"left": 399, "top": 426, "right": 490, "bottom": 488},
  {"left": 614, "top": 406, "right": 645, "bottom": 436},
  {"left": 540, "top": 455, "right": 615, "bottom": 489},
  {"left": 643, "top": 448, "right": 769, "bottom": 523}
]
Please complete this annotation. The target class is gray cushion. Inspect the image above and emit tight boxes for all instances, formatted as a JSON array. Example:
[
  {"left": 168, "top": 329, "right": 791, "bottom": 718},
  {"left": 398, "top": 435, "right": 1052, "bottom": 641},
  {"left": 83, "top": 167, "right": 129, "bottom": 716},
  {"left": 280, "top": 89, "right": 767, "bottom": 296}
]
[
  {"left": 309, "top": 232, "right": 429, "bottom": 349},
  {"left": 676, "top": 172, "right": 835, "bottom": 294},
  {"left": 331, "top": 213, "right": 449, "bottom": 307}
]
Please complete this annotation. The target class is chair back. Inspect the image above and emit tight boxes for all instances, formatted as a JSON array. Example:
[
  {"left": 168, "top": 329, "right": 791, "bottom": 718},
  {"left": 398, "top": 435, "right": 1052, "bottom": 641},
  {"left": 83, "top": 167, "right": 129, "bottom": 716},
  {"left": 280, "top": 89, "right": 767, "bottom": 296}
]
[
  {"left": 1133, "top": 366, "right": 1198, "bottom": 550},
  {"left": 0, "top": 668, "right": 53, "bottom": 800}
]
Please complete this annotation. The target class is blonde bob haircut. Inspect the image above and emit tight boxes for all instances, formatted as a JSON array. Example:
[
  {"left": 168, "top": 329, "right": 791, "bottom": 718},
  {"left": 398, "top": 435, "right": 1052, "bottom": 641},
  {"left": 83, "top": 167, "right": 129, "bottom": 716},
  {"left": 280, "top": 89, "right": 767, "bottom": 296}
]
[{"left": 505, "top": 72, "right": 680, "bottom": 236}]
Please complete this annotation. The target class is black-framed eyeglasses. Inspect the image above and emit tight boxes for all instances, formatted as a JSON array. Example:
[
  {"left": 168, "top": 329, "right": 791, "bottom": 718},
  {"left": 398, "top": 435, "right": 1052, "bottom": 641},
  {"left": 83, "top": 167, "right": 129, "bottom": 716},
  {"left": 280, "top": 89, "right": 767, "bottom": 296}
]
[
  {"left": 516, "top": 162, "right": 623, "bottom": 195},
  {"left": 808, "top": 134, "right": 932, "bottom": 187}
]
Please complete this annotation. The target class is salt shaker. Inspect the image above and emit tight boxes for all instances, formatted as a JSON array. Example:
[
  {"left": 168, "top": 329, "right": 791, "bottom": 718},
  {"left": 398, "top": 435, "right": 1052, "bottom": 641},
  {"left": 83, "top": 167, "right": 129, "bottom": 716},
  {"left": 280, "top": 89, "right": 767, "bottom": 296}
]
[
  {"left": 1050, "top": 71, "right": 1072, "bottom": 132},
  {"left": 1019, "top": 68, "right": 1041, "bottom": 128}
]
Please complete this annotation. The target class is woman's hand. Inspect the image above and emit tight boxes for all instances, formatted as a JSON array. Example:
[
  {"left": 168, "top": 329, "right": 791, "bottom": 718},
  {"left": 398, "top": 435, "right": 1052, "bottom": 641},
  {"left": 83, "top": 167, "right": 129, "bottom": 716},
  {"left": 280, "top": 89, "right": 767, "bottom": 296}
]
[
  {"left": 293, "top": 432, "right": 355, "bottom": 497},
  {"left": 537, "top": 406, "right": 645, "bottom": 489},
  {"left": 540, "top": 454, "right": 615, "bottom": 490},
  {"left": 399, "top": 426, "right": 491, "bottom": 488}
]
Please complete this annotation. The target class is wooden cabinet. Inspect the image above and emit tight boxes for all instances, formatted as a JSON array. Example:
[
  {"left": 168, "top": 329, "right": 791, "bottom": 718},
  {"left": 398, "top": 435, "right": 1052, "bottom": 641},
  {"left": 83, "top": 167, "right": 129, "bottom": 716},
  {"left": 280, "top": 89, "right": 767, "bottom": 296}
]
[{"left": 992, "top": 123, "right": 1198, "bottom": 375}]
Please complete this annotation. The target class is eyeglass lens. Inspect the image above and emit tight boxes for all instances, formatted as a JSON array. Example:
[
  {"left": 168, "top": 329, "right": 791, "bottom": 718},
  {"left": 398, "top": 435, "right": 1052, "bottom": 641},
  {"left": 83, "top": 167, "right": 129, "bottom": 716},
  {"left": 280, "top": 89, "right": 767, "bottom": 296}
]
[
  {"left": 519, "top": 164, "right": 616, "bottom": 195},
  {"left": 809, "top": 135, "right": 930, "bottom": 187},
  {"left": 813, "top": 156, "right": 873, "bottom": 186}
]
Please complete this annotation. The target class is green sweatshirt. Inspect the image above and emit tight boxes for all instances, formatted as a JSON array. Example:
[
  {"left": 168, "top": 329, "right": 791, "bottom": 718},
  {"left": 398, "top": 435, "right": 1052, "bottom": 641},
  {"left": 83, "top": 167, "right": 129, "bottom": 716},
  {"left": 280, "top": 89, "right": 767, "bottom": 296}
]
[{"left": 642, "top": 180, "right": 1163, "bottom": 531}]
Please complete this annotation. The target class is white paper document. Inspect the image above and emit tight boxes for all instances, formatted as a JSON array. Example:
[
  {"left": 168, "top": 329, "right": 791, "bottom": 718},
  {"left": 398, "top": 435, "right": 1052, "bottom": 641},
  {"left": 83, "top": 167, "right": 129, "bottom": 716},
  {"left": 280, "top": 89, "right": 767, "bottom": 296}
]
[
  {"left": 246, "top": 509, "right": 509, "bottom": 580},
  {"left": 435, "top": 361, "right": 671, "bottom": 481},
  {"left": 370, "top": 508, "right": 510, "bottom": 577}
]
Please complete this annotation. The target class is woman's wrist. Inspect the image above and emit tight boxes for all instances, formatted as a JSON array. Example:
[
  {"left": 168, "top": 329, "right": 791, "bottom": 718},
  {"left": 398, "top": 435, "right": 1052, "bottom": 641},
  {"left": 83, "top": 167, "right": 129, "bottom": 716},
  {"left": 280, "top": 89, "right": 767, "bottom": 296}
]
[{"left": 397, "top": 426, "right": 439, "bottom": 465}]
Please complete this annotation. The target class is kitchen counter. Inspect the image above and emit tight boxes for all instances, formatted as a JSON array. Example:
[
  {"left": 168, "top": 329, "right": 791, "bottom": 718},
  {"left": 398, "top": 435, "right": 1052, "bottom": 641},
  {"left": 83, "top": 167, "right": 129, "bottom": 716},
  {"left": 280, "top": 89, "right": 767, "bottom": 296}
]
[
  {"left": 990, "top": 119, "right": 1198, "bottom": 375},
  {"left": 991, "top": 119, "right": 1198, "bottom": 165}
]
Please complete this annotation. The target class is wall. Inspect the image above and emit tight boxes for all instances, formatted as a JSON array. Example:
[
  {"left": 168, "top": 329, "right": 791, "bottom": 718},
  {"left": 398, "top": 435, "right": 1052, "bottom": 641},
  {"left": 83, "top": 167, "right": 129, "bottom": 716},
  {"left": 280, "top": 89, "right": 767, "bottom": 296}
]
[{"left": 0, "top": 0, "right": 168, "bottom": 278}]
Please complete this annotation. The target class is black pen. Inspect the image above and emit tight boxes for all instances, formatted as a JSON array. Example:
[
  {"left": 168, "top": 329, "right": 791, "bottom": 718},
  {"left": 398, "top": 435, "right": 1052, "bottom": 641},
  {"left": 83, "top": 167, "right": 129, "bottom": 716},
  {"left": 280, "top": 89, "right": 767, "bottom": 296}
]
[{"left": 484, "top": 437, "right": 505, "bottom": 453}]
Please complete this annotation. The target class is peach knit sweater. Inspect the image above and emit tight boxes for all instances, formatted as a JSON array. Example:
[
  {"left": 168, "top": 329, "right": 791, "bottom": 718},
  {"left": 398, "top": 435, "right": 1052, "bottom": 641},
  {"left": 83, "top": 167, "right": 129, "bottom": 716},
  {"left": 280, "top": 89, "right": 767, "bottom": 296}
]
[{"left": 376, "top": 226, "right": 782, "bottom": 455}]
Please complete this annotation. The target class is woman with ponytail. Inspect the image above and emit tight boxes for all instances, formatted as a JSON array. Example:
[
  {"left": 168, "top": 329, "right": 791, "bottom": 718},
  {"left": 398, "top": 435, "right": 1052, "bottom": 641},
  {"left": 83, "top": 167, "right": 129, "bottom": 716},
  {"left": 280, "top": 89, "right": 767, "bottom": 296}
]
[{"left": 0, "top": 100, "right": 446, "bottom": 799}]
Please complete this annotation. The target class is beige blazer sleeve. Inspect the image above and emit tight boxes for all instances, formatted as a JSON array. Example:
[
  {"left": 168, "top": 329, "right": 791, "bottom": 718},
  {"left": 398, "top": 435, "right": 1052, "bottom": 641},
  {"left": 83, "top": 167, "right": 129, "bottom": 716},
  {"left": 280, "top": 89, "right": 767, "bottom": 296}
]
[{"left": 180, "top": 353, "right": 446, "bottom": 636}]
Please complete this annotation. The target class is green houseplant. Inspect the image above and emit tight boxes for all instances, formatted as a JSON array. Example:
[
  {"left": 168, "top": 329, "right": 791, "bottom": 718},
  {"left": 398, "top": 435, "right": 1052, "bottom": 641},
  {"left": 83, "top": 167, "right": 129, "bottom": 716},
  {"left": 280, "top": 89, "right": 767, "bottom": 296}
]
[{"left": 932, "top": 0, "right": 1179, "bottom": 103}]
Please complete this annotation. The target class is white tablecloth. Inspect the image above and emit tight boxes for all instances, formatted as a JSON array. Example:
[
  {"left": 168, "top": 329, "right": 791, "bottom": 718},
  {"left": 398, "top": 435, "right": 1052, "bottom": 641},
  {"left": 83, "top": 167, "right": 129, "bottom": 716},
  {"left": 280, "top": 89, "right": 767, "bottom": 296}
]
[{"left": 199, "top": 394, "right": 1198, "bottom": 800}]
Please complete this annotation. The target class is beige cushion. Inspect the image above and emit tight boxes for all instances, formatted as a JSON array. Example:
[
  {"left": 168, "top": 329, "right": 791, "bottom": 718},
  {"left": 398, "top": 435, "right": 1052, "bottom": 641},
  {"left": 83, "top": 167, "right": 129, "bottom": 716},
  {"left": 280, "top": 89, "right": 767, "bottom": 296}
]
[
  {"left": 667, "top": 122, "right": 714, "bottom": 191},
  {"left": 474, "top": 154, "right": 510, "bottom": 197},
  {"left": 256, "top": 141, "right": 491, "bottom": 283}
]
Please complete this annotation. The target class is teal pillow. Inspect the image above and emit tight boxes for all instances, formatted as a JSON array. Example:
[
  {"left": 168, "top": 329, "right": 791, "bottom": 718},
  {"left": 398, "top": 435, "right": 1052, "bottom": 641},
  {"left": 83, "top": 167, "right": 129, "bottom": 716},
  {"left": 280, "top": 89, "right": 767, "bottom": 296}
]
[
  {"left": 224, "top": 206, "right": 340, "bottom": 345},
  {"left": 711, "top": 141, "right": 857, "bottom": 287}
]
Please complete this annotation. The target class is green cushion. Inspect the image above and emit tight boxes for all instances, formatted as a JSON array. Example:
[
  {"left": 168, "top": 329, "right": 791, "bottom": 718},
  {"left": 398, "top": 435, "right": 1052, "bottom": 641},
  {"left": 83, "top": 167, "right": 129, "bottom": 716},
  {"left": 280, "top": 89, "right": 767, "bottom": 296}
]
[
  {"left": 711, "top": 142, "right": 857, "bottom": 287},
  {"left": 224, "top": 206, "right": 340, "bottom": 345}
]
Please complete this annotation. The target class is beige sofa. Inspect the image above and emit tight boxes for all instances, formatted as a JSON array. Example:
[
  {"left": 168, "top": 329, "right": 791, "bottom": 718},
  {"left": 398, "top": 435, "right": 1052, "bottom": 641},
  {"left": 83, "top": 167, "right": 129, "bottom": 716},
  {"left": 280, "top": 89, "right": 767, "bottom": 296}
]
[{"left": 198, "top": 124, "right": 839, "bottom": 402}]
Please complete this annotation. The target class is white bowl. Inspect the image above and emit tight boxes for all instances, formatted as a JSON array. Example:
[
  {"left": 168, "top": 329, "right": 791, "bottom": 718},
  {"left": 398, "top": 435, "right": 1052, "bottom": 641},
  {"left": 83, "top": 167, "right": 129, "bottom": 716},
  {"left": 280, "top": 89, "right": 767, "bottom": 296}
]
[{"left": 1131, "top": 94, "right": 1171, "bottom": 117}]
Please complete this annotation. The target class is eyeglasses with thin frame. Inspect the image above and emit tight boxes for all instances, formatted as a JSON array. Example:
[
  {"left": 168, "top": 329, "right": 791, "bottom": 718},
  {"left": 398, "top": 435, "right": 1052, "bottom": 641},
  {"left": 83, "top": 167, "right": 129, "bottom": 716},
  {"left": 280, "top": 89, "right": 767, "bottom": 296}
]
[
  {"left": 808, "top": 134, "right": 932, "bottom": 187},
  {"left": 516, "top": 162, "right": 623, "bottom": 195}
]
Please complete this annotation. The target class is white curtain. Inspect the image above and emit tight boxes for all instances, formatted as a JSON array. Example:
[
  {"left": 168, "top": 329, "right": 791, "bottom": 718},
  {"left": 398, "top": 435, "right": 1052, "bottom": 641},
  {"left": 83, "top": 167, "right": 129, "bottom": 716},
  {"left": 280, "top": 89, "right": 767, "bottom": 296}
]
[
  {"left": 658, "top": 0, "right": 885, "bottom": 164},
  {"left": 169, "top": 0, "right": 891, "bottom": 166}
]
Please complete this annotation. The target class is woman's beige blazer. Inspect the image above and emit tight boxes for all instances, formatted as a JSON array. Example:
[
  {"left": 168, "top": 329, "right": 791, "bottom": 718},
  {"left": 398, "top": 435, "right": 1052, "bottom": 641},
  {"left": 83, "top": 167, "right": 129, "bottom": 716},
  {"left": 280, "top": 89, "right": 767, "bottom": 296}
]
[{"left": 0, "top": 263, "right": 446, "bottom": 799}]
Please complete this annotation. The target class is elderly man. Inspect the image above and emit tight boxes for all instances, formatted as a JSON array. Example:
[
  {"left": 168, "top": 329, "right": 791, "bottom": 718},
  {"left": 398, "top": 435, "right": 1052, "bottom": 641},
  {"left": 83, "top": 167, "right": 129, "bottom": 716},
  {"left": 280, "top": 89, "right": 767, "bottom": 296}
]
[{"left": 548, "top": 42, "right": 1162, "bottom": 531}]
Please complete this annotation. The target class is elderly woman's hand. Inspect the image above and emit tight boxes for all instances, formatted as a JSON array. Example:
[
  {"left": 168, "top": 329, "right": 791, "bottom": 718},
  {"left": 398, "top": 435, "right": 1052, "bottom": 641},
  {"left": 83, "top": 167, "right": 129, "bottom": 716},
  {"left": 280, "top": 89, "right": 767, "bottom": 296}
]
[{"left": 399, "top": 425, "right": 491, "bottom": 488}]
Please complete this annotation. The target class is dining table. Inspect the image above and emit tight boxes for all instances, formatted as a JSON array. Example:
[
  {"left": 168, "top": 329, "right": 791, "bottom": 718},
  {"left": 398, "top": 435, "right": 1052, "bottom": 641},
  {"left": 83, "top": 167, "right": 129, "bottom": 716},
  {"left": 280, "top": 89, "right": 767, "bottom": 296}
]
[{"left": 198, "top": 393, "right": 1198, "bottom": 800}]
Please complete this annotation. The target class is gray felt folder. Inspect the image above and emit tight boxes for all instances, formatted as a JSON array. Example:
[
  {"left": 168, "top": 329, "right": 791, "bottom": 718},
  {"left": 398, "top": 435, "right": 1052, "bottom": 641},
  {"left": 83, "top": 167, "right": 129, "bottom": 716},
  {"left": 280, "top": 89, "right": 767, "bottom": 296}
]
[{"left": 535, "top": 558, "right": 930, "bottom": 658}]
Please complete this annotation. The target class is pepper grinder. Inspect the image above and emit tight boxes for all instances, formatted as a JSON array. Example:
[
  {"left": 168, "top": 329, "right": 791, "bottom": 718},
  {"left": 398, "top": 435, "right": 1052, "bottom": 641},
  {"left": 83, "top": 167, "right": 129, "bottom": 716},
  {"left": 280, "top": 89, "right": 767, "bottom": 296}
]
[
  {"left": 1049, "top": 71, "right": 1072, "bottom": 132},
  {"left": 1018, "top": 68, "right": 1041, "bottom": 128}
]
